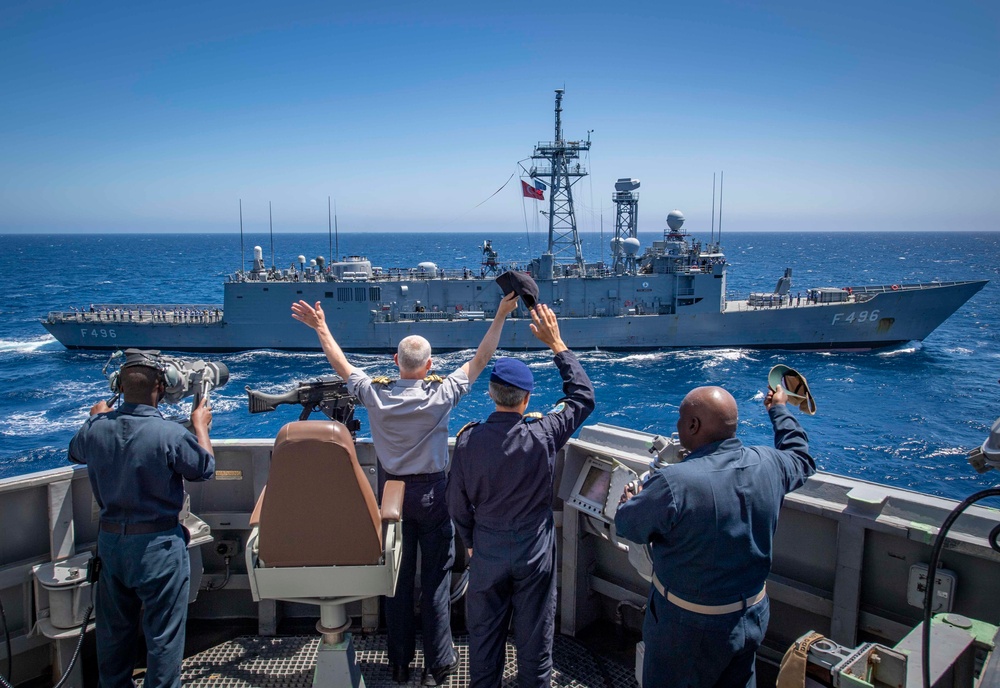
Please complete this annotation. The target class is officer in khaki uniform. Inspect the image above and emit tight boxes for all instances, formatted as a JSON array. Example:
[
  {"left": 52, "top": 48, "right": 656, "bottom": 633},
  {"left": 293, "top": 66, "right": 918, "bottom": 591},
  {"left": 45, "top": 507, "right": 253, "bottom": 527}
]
[
  {"left": 292, "top": 293, "right": 519, "bottom": 686},
  {"left": 447, "top": 304, "right": 595, "bottom": 688}
]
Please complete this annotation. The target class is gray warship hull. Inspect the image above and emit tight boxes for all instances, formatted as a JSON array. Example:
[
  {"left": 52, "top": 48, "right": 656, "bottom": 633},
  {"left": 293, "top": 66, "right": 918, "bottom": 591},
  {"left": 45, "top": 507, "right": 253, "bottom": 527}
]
[{"left": 42, "top": 272, "right": 987, "bottom": 352}]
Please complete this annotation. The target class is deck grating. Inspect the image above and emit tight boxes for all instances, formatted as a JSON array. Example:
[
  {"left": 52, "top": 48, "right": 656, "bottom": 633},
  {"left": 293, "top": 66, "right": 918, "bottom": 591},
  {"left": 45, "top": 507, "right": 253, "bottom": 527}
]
[{"left": 140, "top": 632, "right": 638, "bottom": 687}]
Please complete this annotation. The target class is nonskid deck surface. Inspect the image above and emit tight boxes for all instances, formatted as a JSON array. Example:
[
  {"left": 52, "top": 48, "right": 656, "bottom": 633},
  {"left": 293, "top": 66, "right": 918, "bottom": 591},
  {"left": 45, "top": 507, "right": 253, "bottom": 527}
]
[{"left": 136, "top": 632, "right": 638, "bottom": 687}]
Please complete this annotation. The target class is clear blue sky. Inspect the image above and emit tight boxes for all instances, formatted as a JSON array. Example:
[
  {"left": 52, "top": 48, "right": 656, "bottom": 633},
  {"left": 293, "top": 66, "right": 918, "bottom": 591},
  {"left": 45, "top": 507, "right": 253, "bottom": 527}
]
[{"left": 1, "top": 0, "right": 997, "bottom": 234}]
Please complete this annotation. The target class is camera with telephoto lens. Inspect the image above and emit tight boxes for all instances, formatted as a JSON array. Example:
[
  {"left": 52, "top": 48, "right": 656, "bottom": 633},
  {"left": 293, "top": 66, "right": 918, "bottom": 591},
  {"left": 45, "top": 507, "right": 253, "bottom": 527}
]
[{"left": 104, "top": 349, "right": 229, "bottom": 415}]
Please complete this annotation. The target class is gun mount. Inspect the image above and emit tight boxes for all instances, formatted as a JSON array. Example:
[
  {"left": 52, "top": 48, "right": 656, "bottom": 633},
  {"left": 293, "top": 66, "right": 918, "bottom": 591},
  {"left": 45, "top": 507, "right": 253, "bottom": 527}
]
[{"left": 246, "top": 376, "right": 361, "bottom": 436}]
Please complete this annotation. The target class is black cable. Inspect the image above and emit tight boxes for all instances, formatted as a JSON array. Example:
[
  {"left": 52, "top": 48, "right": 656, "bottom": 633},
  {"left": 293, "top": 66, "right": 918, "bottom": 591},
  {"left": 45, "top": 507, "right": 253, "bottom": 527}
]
[
  {"left": 204, "top": 557, "right": 232, "bottom": 591},
  {"left": 988, "top": 523, "right": 1000, "bottom": 554},
  {"left": 0, "top": 597, "right": 11, "bottom": 688},
  {"left": 0, "top": 603, "right": 91, "bottom": 688},
  {"left": 49, "top": 605, "right": 92, "bottom": 688},
  {"left": 0, "top": 598, "right": 11, "bottom": 682},
  {"left": 922, "top": 487, "right": 1000, "bottom": 688}
]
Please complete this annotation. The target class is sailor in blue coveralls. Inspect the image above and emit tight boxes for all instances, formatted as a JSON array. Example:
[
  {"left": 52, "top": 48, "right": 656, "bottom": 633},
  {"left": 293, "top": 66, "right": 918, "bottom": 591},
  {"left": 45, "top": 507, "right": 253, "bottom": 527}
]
[
  {"left": 447, "top": 304, "right": 595, "bottom": 688},
  {"left": 292, "top": 293, "right": 519, "bottom": 686},
  {"left": 615, "top": 385, "right": 815, "bottom": 688},
  {"left": 69, "top": 353, "right": 215, "bottom": 688}
]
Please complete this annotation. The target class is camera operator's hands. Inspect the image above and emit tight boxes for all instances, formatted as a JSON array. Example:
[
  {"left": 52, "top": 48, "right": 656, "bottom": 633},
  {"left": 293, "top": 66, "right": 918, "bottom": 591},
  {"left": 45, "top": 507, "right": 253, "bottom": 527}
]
[
  {"left": 291, "top": 300, "right": 328, "bottom": 332},
  {"left": 620, "top": 480, "right": 643, "bottom": 505},
  {"left": 90, "top": 400, "right": 114, "bottom": 416},
  {"left": 190, "top": 397, "right": 212, "bottom": 433},
  {"left": 529, "top": 304, "right": 568, "bottom": 354},
  {"left": 190, "top": 397, "right": 215, "bottom": 455},
  {"left": 765, "top": 385, "right": 788, "bottom": 410}
]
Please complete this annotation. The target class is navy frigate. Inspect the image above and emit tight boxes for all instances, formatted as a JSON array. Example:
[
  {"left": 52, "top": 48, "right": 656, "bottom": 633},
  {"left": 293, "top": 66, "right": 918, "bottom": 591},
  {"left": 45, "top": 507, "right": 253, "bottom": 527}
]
[{"left": 41, "top": 90, "right": 986, "bottom": 353}]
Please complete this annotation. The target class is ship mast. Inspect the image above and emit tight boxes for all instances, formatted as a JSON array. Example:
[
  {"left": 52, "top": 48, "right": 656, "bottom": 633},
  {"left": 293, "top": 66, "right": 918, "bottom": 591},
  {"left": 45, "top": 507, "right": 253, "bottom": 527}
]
[{"left": 530, "top": 89, "right": 589, "bottom": 273}]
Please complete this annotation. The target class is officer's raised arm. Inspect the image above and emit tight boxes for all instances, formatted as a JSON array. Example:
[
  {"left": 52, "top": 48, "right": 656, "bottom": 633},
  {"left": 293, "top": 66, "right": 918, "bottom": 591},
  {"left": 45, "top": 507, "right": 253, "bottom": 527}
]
[
  {"left": 291, "top": 300, "right": 358, "bottom": 380},
  {"left": 461, "top": 293, "right": 519, "bottom": 383},
  {"left": 529, "top": 303, "right": 567, "bottom": 354},
  {"left": 530, "top": 304, "right": 596, "bottom": 447}
]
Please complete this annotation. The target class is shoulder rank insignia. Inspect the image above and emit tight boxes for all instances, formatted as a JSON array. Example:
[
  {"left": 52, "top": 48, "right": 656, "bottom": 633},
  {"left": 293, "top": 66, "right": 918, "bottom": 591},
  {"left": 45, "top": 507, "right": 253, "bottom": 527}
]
[
  {"left": 371, "top": 376, "right": 394, "bottom": 385},
  {"left": 522, "top": 412, "right": 543, "bottom": 422},
  {"left": 456, "top": 421, "right": 480, "bottom": 438},
  {"left": 548, "top": 402, "right": 567, "bottom": 415},
  {"left": 424, "top": 374, "right": 445, "bottom": 383}
]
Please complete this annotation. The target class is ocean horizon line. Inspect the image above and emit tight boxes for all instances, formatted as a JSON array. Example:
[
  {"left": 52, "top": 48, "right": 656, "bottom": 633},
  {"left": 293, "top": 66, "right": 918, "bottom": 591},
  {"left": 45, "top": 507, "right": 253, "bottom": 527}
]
[{"left": 3, "top": 228, "right": 998, "bottom": 236}]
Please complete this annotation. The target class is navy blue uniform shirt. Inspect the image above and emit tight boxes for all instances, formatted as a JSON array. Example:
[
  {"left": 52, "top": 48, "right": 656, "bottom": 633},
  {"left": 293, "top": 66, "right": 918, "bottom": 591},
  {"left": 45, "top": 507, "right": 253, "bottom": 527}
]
[
  {"left": 69, "top": 403, "right": 215, "bottom": 524},
  {"left": 615, "top": 404, "right": 814, "bottom": 606},
  {"left": 447, "top": 350, "right": 595, "bottom": 546}
]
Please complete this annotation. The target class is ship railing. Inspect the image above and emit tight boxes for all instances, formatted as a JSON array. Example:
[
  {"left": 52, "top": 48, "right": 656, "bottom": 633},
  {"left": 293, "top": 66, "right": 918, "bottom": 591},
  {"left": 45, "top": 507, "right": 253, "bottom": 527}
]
[
  {"left": 850, "top": 281, "right": 967, "bottom": 294},
  {"left": 46, "top": 304, "right": 224, "bottom": 325},
  {"left": 397, "top": 311, "right": 451, "bottom": 322},
  {"left": 678, "top": 264, "right": 718, "bottom": 274},
  {"left": 732, "top": 280, "right": 969, "bottom": 311},
  {"left": 644, "top": 261, "right": 724, "bottom": 275},
  {"left": 230, "top": 267, "right": 521, "bottom": 284},
  {"left": 366, "top": 268, "right": 515, "bottom": 281},
  {"left": 397, "top": 311, "right": 487, "bottom": 322},
  {"left": 229, "top": 271, "right": 329, "bottom": 284}
]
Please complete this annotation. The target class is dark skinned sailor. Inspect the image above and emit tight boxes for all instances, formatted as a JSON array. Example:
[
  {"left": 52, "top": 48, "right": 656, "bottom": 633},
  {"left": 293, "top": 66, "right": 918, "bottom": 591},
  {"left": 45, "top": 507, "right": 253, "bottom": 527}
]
[
  {"left": 69, "top": 352, "right": 215, "bottom": 688},
  {"left": 615, "top": 385, "right": 815, "bottom": 688},
  {"left": 292, "top": 293, "right": 519, "bottom": 686},
  {"left": 447, "top": 304, "right": 595, "bottom": 688}
]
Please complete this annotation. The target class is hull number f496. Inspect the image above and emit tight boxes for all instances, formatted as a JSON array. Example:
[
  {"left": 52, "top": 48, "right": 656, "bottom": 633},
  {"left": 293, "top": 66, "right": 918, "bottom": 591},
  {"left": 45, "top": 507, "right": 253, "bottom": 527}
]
[
  {"left": 832, "top": 310, "right": 880, "bottom": 325},
  {"left": 81, "top": 328, "right": 117, "bottom": 338}
]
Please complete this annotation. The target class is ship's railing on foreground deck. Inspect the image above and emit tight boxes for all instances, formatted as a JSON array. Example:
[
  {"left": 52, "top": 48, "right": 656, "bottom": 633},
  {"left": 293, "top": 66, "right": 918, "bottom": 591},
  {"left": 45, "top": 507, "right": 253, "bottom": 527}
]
[{"left": 4, "top": 431, "right": 1000, "bottom": 685}]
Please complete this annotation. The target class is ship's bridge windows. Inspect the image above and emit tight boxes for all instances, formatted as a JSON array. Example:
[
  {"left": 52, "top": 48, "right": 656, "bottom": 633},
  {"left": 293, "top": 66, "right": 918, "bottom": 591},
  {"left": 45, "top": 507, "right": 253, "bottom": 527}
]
[
  {"left": 355, "top": 287, "right": 367, "bottom": 301},
  {"left": 337, "top": 287, "right": 353, "bottom": 301},
  {"left": 369, "top": 287, "right": 381, "bottom": 302}
]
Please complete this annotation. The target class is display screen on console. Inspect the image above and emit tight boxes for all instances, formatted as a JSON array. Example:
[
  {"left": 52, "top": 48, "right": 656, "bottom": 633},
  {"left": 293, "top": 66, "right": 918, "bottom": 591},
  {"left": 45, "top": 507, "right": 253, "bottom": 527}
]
[{"left": 578, "top": 464, "right": 612, "bottom": 505}]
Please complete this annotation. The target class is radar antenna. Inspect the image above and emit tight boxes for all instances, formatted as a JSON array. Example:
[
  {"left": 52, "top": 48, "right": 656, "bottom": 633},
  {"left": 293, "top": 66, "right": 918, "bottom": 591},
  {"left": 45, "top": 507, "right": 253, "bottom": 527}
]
[
  {"left": 612, "top": 178, "right": 640, "bottom": 274},
  {"left": 529, "top": 89, "right": 589, "bottom": 273}
]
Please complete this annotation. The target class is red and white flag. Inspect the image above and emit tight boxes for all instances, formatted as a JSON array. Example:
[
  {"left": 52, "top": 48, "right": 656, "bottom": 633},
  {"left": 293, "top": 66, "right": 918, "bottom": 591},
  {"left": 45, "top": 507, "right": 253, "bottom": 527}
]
[{"left": 521, "top": 180, "right": 544, "bottom": 200}]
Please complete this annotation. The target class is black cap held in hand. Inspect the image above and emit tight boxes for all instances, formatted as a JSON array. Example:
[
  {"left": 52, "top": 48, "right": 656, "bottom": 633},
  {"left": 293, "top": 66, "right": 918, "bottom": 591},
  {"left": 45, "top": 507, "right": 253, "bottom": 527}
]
[{"left": 495, "top": 270, "right": 539, "bottom": 309}]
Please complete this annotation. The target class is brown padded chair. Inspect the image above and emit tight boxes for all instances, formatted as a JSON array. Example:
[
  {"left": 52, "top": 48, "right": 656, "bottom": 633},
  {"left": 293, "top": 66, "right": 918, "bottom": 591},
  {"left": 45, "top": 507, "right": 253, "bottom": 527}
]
[{"left": 246, "top": 420, "right": 404, "bottom": 606}]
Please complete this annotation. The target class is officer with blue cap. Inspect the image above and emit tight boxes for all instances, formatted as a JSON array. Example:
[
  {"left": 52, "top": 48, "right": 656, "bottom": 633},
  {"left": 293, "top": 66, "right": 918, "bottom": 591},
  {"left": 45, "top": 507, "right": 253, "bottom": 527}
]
[
  {"left": 447, "top": 303, "right": 595, "bottom": 688},
  {"left": 489, "top": 357, "right": 535, "bottom": 393}
]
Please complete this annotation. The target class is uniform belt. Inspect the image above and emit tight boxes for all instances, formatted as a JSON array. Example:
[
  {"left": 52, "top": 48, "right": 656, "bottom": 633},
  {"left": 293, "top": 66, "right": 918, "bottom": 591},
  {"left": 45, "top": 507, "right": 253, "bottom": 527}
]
[
  {"left": 100, "top": 518, "right": 178, "bottom": 535},
  {"left": 384, "top": 471, "right": 446, "bottom": 483},
  {"left": 652, "top": 573, "right": 766, "bottom": 615}
]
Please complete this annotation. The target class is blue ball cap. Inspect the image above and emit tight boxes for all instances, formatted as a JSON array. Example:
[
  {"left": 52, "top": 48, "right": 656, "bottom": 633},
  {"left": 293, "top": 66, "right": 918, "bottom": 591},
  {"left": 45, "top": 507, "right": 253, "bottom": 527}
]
[{"left": 490, "top": 357, "right": 534, "bottom": 392}]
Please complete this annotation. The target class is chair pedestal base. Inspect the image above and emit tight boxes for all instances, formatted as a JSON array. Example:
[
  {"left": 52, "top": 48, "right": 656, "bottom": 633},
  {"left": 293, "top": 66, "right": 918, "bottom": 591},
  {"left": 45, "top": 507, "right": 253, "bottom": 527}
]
[{"left": 314, "top": 631, "right": 365, "bottom": 688}]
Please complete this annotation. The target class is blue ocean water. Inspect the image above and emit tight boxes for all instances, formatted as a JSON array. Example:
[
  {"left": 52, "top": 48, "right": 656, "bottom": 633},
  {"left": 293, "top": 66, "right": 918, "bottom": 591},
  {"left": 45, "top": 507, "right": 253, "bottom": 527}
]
[{"left": 1, "top": 230, "right": 998, "bottom": 501}]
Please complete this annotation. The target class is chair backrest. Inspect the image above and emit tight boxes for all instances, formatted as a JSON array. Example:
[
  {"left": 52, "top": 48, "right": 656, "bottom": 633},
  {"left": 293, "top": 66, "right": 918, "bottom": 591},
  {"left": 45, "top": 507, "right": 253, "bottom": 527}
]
[{"left": 258, "top": 421, "right": 383, "bottom": 566}]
